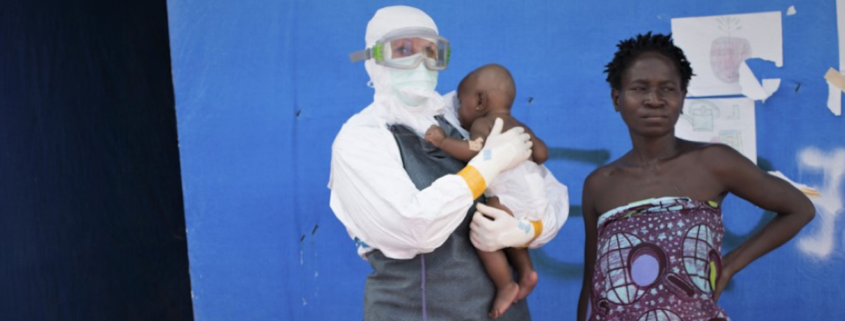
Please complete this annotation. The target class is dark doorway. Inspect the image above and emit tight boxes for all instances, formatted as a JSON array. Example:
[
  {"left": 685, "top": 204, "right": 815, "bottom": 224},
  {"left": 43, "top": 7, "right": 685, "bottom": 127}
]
[{"left": 0, "top": 1, "right": 194, "bottom": 320}]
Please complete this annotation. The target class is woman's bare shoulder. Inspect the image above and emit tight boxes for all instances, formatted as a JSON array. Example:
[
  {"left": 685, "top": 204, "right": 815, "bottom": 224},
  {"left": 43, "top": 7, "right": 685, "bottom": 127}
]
[
  {"left": 584, "top": 158, "right": 626, "bottom": 190},
  {"left": 679, "top": 140, "right": 736, "bottom": 157},
  {"left": 680, "top": 140, "right": 750, "bottom": 169}
]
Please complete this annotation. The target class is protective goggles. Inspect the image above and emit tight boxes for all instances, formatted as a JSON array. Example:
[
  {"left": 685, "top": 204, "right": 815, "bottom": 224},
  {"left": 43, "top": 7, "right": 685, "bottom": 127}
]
[{"left": 350, "top": 27, "right": 450, "bottom": 71}]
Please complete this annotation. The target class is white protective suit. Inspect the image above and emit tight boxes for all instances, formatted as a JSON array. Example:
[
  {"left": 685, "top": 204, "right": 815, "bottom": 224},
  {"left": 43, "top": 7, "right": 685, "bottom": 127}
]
[{"left": 328, "top": 5, "right": 569, "bottom": 260}]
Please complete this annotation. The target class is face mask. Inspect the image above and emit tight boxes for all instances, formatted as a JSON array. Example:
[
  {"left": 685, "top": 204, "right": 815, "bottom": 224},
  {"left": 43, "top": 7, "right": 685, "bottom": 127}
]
[{"left": 389, "top": 57, "right": 438, "bottom": 107}]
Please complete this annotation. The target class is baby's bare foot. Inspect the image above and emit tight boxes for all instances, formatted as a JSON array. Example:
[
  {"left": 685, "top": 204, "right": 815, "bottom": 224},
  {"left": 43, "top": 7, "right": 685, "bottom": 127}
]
[
  {"left": 489, "top": 282, "right": 519, "bottom": 319},
  {"left": 516, "top": 270, "right": 538, "bottom": 301}
]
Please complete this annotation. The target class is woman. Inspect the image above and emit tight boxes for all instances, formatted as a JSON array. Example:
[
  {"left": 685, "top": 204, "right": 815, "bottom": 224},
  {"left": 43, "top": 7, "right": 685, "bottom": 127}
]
[{"left": 577, "top": 32, "right": 814, "bottom": 321}]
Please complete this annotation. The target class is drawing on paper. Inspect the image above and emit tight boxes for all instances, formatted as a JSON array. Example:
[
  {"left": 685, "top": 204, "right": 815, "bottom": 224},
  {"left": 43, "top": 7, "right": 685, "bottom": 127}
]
[
  {"left": 710, "top": 16, "right": 752, "bottom": 83},
  {"left": 671, "top": 11, "right": 782, "bottom": 97},
  {"left": 681, "top": 99, "right": 720, "bottom": 131},
  {"left": 676, "top": 98, "right": 757, "bottom": 163},
  {"left": 714, "top": 129, "right": 743, "bottom": 152}
]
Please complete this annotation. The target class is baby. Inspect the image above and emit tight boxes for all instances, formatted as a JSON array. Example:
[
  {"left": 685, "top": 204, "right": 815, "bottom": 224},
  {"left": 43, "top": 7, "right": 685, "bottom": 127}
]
[{"left": 425, "top": 64, "right": 549, "bottom": 319}]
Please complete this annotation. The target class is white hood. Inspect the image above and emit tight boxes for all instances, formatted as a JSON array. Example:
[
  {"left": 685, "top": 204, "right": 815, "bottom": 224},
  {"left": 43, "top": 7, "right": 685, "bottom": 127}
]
[{"left": 363, "top": 5, "right": 445, "bottom": 136}]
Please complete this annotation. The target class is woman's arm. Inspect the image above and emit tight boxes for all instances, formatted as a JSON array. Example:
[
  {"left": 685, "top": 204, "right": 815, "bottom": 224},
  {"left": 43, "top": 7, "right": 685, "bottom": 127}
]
[
  {"left": 703, "top": 145, "right": 815, "bottom": 300},
  {"left": 577, "top": 172, "right": 600, "bottom": 321}
]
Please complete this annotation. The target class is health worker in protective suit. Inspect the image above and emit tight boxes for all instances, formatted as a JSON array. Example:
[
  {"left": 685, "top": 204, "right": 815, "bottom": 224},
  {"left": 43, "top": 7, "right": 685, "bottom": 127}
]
[{"left": 329, "top": 6, "right": 569, "bottom": 321}]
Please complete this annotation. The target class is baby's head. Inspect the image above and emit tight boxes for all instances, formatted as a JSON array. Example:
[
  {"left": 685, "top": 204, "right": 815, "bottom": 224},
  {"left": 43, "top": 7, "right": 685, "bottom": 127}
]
[{"left": 456, "top": 64, "right": 516, "bottom": 129}]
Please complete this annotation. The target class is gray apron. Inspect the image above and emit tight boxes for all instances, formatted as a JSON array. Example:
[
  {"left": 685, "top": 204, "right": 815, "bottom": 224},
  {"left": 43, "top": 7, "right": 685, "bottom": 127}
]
[{"left": 363, "top": 116, "right": 530, "bottom": 321}]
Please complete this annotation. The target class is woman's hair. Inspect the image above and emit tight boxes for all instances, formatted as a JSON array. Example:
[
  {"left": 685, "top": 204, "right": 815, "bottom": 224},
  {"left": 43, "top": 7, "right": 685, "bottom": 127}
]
[{"left": 604, "top": 32, "right": 694, "bottom": 91}]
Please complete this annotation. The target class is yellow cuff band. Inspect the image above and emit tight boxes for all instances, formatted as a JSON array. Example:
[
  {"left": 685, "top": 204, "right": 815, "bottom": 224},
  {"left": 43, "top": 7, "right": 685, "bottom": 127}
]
[
  {"left": 457, "top": 165, "right": 487, "bottom": 199},
  {"left": 524, "top": 220, "right": 543, "bottom": 248}
]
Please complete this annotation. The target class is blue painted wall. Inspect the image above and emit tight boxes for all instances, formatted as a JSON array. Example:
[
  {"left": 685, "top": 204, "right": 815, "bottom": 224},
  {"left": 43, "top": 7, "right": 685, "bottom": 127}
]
[{"left": 167, "top": 1, "right": 845, "bottom": 320}]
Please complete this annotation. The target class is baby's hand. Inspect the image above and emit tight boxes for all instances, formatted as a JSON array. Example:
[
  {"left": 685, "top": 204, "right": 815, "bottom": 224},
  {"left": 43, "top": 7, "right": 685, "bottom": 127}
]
[{"left": 425, "top": 125, "right": 446, "bottom": 147}]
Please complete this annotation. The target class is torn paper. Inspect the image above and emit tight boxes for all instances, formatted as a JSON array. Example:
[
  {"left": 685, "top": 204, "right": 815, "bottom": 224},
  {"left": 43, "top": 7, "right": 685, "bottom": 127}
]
[
  {"left": 738, "top": 60, "right": 781, "bottom": 102},
  {"left": 768, "top": 170, "right": 821, "bottom": 198},
  {"left": 787, "top": 6, "right": 797, "bottom": 16},
  {"left": 739, "top": 61, "right": 766, "bottom": 100},
  {"left": 832, "top": 0, "right": 845, "bottom": 116},
  {"left": 762, "top": 79, "right": 781, "bottom": 98},
  {"left": 829, "top": 83, "right": 842, "bottom": 116},
  {"left": 675, "top": 98, "right": 757, "bottom": 163},
  {"left": 671, "top": 11, "right": 783, "bottom": 97}
]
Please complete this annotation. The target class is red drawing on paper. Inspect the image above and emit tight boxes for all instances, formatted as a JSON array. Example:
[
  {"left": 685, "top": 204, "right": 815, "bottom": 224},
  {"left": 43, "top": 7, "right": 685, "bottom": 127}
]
[{"left": 709, "top": 16, "right": 751, "bottom": 84}]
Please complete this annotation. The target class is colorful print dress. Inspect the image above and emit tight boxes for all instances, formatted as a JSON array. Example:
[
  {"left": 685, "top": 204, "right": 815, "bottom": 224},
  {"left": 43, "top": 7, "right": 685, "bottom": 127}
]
[{"left": 588, "top": 197, "right": 730, "bottom": 321}]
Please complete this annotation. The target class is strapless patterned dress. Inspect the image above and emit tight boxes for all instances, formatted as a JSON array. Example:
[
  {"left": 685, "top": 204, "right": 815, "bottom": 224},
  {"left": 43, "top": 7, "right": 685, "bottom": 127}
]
[{"left": 588, "top": 197, "right": 730, "bottom": 321}]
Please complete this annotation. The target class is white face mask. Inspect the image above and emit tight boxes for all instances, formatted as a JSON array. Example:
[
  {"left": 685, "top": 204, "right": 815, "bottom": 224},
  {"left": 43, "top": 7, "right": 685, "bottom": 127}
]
[{"left": 389, "top": 58, "right": 438, "bottom": 107}]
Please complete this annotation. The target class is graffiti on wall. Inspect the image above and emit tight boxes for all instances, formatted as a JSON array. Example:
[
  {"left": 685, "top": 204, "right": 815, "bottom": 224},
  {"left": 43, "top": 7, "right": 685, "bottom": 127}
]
[{"left": 797, "top": 147, "right": 845, "bottom": 260}]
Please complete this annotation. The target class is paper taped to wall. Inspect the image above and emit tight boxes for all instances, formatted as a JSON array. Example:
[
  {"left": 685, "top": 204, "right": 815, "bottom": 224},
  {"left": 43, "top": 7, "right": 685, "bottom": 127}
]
[
  {"left": 831, "top": 0, "right": 845, "bottom": 116},
  {"left": 672, "top": 11, "right": 783, "bottom": 97},
  {"left": 675, "top": 98, "right": 757, "bottom": 164}
]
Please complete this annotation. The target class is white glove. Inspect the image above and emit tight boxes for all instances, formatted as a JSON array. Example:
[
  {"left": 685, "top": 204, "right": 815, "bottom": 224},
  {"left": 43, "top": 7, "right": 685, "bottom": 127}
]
[
  {"left": 467, "top": 118, "right": 532, "bottom": 187},
  {"left": 470, "top": 203, "right": 536, "bottom": 252}
]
